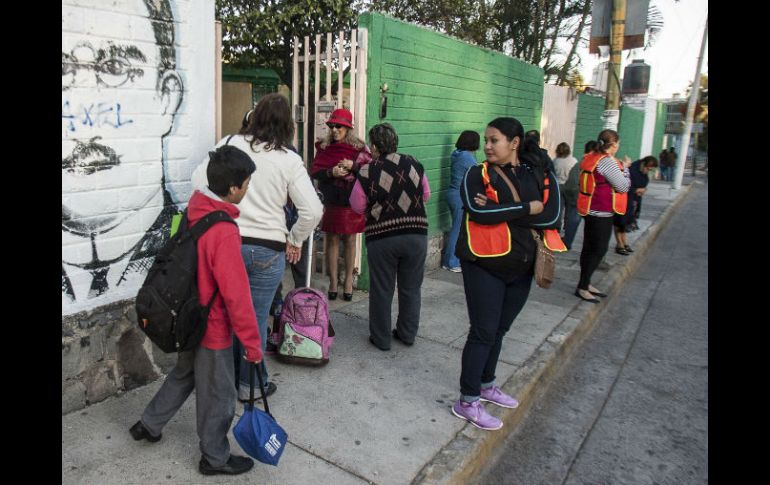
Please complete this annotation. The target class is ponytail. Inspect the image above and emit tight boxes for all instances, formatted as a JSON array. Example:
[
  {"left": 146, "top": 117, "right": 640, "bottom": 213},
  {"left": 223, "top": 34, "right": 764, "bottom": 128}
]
[
  {"left": 595, "top": 129, "right": 619, "bottom": 154},
  {"left": 519, "top": 135, "right": 544, "bottom": 167}
]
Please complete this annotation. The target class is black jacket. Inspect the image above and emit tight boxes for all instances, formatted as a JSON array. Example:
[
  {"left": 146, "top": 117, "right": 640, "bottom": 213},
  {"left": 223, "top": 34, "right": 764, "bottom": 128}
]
[{"left": 456, "top": 160, "right": 561, "bottom": 280}]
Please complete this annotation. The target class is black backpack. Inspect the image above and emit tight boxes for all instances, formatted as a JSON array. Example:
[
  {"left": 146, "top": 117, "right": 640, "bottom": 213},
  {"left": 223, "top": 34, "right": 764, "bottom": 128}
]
[{"left": 135, "top": 209, "right": 236, "bottom": 353}]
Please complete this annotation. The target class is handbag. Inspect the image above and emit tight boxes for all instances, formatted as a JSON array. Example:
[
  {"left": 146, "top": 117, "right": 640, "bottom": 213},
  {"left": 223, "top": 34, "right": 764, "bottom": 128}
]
[
  {"left": 233, "top": 362, "right": 288, "bottom": 466},
  {"left": 491, "top": 165, "right": 556, "bottom": 289}
]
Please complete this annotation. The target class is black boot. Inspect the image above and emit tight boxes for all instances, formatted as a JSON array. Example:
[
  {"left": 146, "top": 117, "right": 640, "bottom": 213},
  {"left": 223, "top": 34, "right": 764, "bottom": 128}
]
[
  {"left": 129, "top": 421, "right": 161, "bottom": 443},
  {"left": 199, "top": 455, "right": 254, "bottom": 476}
]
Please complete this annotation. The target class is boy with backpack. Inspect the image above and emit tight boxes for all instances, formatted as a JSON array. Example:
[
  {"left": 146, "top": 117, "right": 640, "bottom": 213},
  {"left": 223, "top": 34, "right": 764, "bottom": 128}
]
[{"left": 129, "top": 145, "right": 263, "bottom": 476}]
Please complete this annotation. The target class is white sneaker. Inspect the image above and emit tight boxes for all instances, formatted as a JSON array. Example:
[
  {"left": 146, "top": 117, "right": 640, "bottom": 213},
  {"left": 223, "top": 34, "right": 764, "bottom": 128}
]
[{"left": 442, "top": 265, "right": 462, "bottom": 273}]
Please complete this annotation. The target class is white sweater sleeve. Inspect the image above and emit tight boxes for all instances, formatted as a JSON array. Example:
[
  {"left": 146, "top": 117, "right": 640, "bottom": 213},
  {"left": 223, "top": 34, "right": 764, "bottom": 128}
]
[{"left": 286, "top": 161, "right": 324, "bottom": 246}]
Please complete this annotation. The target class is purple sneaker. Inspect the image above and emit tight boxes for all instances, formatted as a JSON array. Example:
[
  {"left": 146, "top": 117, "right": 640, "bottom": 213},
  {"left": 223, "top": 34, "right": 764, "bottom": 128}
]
[
  {"left": 451, "top": 400, "right": 503, "bottom": 430},
  {"left": 480, "top": 386, "right": 519, "bottom": 409}
]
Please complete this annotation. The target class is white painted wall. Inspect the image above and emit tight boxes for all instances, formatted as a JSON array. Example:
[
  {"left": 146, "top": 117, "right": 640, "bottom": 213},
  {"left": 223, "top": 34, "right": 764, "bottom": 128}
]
[
  {"left": 62, "top": 0, "right": 215, "bottom": 316},
  {"left": 541, "top": 84, "right": 579, "bottom": 159},
  {"left": 640, "top": 97, "right": 658, "bottom": 158}
]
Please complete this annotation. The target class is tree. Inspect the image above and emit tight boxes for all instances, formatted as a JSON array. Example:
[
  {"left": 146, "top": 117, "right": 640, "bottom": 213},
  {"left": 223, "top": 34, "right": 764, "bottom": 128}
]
[
  {"left": 367, "top": 0, "right": 593, "bottom": 85},
  {"left": 567, "top": 69, "right": 588, "bottom": 92},
  {"left": 364, "top": 0, "right": 492, "bottom": 46},
  {"left": 216, "top": 0, "right": 361, "bottom": 86}
]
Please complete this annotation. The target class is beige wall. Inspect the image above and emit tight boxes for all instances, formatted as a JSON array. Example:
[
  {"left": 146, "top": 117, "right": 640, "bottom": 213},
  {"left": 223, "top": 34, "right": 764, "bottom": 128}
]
[
  {"left": 541, "top": 84, "right": 579, "bottom": 159},
  {"left": 222, "top": 81, "right": 253, "bottom": 137}
]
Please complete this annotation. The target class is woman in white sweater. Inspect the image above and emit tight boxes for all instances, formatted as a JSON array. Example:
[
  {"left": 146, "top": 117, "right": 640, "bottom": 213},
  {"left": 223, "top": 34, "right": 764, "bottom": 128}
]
[
  {"left": 191, "top": 93, "right": 323, "bottom": 400},
  {"left": 552, "top": 142, "right": 578, "bottom": 233}
]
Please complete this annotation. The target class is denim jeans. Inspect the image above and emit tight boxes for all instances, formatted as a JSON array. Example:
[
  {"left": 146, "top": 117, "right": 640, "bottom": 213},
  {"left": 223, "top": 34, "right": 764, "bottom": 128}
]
[
  {"left": 234, "top": 244, "right": 285, "bottom": 388},
  {"left": 561, "top": 203, "right": 582, "bottom": 250},
  {"left": 661, "top": 166, "right": 672, "bottom": 182},
  {"left": 442, "top": 190, "right": 463, "bottom": 269}
]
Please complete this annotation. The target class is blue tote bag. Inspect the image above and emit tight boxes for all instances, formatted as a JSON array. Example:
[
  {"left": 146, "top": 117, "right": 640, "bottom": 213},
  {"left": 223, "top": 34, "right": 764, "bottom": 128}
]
[{"left": 233, "top": 362, "right": 288, "bottom": 466}]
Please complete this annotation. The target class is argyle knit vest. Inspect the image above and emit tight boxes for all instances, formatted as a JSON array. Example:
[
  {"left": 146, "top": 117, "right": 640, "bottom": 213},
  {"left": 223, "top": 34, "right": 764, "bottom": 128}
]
[{"left": 356, "top": 152, "right": 428, "bottom": 242}]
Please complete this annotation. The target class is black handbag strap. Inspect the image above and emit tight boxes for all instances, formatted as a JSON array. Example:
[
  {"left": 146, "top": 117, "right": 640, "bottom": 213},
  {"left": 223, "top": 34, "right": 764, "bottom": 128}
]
[{"left": 248, "top": 361, "right": 272, "bottom": 417}]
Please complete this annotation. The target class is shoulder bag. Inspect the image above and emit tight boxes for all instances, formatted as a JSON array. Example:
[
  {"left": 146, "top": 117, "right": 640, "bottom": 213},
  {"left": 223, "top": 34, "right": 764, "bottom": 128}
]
[{"left": 491, "top": 164, "right": 555, "bottom": 289}]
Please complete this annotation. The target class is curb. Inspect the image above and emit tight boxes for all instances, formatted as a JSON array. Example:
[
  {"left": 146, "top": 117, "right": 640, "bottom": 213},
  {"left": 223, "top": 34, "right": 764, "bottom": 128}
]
[{"left": 412, "top": 180, "right": 698, "bottom": 485}]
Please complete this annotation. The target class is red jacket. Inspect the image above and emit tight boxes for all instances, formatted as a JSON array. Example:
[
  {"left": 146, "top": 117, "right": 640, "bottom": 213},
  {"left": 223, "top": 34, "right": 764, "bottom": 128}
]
[{"left": 187, "top": 190, "right": 262, "bottom": 362}]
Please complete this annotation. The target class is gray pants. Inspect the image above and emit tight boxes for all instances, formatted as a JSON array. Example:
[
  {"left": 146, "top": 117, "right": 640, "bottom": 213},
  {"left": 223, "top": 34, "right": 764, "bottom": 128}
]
[
  {"left": 141, "top": 346, "right": 236, "bottom": 467},
  {"left": 366, "top": 234, "right": 427, "bottom": 348}
]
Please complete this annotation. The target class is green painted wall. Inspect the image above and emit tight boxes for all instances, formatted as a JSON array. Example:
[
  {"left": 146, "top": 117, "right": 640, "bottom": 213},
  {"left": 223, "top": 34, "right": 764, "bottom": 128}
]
[
  {"left": 573, "top": 94, "right": 605, "bottom": 154},
  {"left": 574, "top": 95, "right": 647, "bottom": 161},
  {"left": 651, "top": 101, "right": 667, "bottom": 158},
  {"left": 617, "top": 105, "right": 645, "bottom": 161},
  {"left": 357, "top": 12, "right": 544, "bottom": 288}
]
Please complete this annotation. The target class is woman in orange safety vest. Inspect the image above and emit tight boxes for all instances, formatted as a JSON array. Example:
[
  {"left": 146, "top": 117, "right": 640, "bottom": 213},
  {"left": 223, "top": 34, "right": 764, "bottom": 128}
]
[
  {"left": 574, "top": 129, "right": 631, "bottom": 303},
  {"left": 450, "top": 117, "right": 562, "bottom": 431}
]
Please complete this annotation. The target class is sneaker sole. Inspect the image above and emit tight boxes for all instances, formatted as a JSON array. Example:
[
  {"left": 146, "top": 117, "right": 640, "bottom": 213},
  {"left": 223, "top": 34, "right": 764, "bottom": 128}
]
[
  {"left": 451, "top": 406, "right": 503, "bottom": 431},
  {"left": 480, "top": 397, "right": 519, "bottom": 409},
  {"left": 199, "top": 466, "right": 253, "bottom": 476}
]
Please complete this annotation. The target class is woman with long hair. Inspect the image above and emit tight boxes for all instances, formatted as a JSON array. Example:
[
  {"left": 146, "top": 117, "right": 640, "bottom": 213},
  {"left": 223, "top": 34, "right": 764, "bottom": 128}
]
[
  {"left": 552, "top": 142, "right": 578, "bottom": 235},
  {"left": 191, "top": 93, "right": 323, "bottom": 401},
  {"left": 452, "top": 117, "right": 561, "bottom": 430},
  {"left": 311, "top": 109, "right": 372, "bottom": 301}
]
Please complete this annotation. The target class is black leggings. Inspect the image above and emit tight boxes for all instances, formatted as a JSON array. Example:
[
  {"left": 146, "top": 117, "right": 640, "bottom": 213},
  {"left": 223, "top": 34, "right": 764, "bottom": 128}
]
[
  {"left": 578, "top": 215, "right": 614, "bottom": 290},
  {"left": 459, "top": 261, "right": 532, "bottom": 397}
]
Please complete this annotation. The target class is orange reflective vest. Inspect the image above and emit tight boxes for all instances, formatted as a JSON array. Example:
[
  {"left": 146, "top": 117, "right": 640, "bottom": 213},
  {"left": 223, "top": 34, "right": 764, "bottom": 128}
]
[
  {"left": 540, "top": 172, "right": 567, "bottom": 252},
  {"left": 466, "top": 162, "right": 511, "bottom": 257},
  {"left": 466, "top": 162, "right": 567, "bottom": 256},
  {"left": 576, "top": 152, "right": 628, "bottom": 216}
]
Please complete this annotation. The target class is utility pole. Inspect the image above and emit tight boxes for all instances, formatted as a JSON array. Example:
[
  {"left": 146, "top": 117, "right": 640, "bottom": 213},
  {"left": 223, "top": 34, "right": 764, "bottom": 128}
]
[
  {"left": 673, "top": 16, "right": 707, "bottom": 190},
  {"left": 602, "top": 0, "right": 626, "bottom": 131}
]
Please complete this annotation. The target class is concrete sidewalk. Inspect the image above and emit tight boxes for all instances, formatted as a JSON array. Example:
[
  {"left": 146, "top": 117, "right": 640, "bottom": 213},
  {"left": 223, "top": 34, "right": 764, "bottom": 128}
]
[{"left": 62, "top": 175, "right": 701, "bottom": 485}]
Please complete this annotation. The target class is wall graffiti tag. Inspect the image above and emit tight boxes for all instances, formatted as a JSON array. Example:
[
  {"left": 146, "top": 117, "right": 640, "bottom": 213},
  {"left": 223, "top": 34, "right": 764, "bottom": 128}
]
[{"left": 62, "top": 101, "right": 134, "bottom": 135}]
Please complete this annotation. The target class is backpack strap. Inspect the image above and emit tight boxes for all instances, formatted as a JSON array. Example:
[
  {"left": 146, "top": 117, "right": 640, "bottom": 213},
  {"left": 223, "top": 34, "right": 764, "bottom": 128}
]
[
  {"left": 187, "top": 210, "right": 236, "bottom": 241},
  {"left": 225, "top": 134, "right": 235, "bottom": 145},
  {"left": 205, "top": 288, "right": 219, "bottom": 312},
  {"left": 188, "top": 210, "right": 237, "bottom": 311}
]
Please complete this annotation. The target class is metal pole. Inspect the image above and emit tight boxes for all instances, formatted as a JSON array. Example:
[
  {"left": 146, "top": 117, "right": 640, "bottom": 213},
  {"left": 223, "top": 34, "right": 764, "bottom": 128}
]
[
  {"left": 314, "top": 34, "right": 321, "bottom": 160},
  {"left": 349, "top": 29, "right": 357, "bottom": 119},
  {"left": 602, "top": 0, "right": 626, "bottom": 131},
  {"left": 292, "top": 37, "right": 299, "bottom": 150},
  {"left": 326, "top": 32, "right": 332, "bottom": 102},
  {"left": 214, "top": 21, "right": 222, "bottom": 142},
  {"left": 673, "top": 16, "right": 707, "bottom": 190},
  {"left": 338, "top": 31, "right": 344, "bottom": 109},
  {"left": 303, "top": 36, "right": 309, "bottom": 164}
]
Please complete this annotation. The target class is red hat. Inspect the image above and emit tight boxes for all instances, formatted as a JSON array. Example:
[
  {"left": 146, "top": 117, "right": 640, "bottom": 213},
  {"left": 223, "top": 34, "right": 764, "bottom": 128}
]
[{"left": 326, "top": 108, "right": 354, "bottom": 129}]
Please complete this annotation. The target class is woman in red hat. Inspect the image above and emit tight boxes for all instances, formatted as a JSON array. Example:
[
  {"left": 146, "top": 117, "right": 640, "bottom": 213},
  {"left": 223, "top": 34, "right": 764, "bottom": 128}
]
[{"left": 311, "top": 108, "right": 371, "bottom": 301}]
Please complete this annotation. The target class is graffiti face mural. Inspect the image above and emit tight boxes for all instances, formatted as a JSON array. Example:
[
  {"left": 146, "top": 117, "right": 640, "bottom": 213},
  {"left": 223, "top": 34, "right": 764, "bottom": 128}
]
[{"left": 62, "top": 0, "right": 183, "bottom": 312}]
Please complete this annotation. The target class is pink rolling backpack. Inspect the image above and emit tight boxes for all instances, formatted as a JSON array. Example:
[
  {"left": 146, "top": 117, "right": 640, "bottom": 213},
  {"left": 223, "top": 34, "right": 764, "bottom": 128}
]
[{"left": 274, "top": 287, "right": 335, "bottom": 365}]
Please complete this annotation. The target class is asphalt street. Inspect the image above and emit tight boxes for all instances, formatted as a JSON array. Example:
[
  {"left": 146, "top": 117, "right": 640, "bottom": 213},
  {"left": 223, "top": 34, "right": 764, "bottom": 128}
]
[{"left": 473, "top": 178, "right": 708, "bottom": 485}]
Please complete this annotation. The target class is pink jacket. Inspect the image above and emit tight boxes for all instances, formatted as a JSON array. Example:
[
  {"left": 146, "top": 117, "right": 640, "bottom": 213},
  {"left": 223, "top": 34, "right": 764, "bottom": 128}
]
[{"left": 187, "top": 191, "right": 262, "bottom": 362}]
